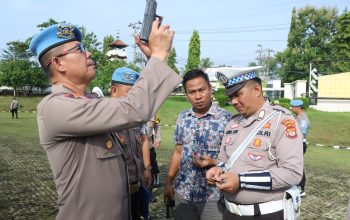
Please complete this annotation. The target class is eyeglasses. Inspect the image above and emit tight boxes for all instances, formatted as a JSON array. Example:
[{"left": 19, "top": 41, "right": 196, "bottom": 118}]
[{"left": 46, "top": 43, "right": 87, "bottom": 66}]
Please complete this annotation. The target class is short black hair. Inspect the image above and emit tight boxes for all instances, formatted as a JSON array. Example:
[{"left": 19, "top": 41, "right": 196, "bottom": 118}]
[
  {"left": 182, "top": 69, "right": 210, "bottom": 93},
  {"left": 250, "top": 77, "right": 262, "bottom": 85}
]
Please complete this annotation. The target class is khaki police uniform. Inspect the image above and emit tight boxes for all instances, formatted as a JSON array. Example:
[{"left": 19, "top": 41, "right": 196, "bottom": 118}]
[
  {"left": 37, "top": 57, "right": 182, "bottom": 220},
  {"left": 218, "top": 100, "right": 303, "bottom": 212},
  {"left": 115, "top": 127, "right": 145, "bottom": 192}
]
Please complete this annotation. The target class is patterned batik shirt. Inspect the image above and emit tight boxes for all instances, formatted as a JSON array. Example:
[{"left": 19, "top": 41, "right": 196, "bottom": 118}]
[{"left": 173, "top": 103, "right": 232, "bottom": 202}]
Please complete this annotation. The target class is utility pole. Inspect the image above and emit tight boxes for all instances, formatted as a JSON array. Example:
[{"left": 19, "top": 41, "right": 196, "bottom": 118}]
[
  {"left": 255, "top": 45, "right": 275, "bottom": 80},
  {"left": 128, "top": 21, "right": 142, "bottom": 64},
  {"left": 115, "top": 30, "right": 120, "bottom": 40}
]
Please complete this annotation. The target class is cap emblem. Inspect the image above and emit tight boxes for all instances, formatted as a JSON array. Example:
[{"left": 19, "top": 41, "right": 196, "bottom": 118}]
[
  {"left": 57, "top": 24, "right": 75, "bottom": 39},
  {"left": 122, "top": 72, "right": 134, "bottom": 81},
  {"left": 216, "top": 72, "right": 228, "bottom": 85}
]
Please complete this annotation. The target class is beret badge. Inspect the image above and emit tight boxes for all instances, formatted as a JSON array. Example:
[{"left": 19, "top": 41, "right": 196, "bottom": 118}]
[
  {"left": 57, "top": 24, "right": 75, "bottom": 39},
  {"left": 122, "top": 72, "right": 134, "bottom": 80}
]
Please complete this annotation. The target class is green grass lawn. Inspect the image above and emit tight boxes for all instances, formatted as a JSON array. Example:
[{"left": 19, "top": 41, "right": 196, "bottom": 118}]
[
  {"left": 0, "top": 97, "right": 349, "bottom": 219},
  {"left": 1, "top": 95, "right": 350, "bottom": 147}
]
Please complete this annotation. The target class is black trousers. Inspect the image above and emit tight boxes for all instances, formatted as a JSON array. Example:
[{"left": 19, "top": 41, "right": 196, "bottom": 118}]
[
  {"left": 11, "top": 108, "right": 18, "bottom": 119},
  {"left": 298, "top": 142, "right": 308, "bottom": 189},
  {"left": 223, "top": 207, "right": 284, "bottom": 220}
]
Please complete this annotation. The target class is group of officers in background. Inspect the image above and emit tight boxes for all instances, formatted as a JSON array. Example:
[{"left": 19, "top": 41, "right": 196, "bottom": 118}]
[{"left": 27, "top": 17, "right": 322, "bottom": 220}]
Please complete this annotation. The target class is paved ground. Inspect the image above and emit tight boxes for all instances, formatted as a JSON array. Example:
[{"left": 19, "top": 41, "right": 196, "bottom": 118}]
[{"left": 0, "top": 136, "right": 349, "bottom": 220}]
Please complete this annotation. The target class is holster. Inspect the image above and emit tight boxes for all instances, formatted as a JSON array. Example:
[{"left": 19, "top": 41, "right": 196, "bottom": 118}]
[{"left": 283, "top": 186, "right": 301, "bottom": 220}]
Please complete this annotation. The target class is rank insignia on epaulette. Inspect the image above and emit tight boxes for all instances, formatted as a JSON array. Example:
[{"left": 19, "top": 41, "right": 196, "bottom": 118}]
[
  {"left": 64, "top": 93, "right": 84, "bottom": 99},
  {"left": 116, "top": 134, "right": 127, "bottom": 145},
  {"left": 122, "top": 72, "right": 133, "bottom": 80},
  {"left": 282, "top": 119, "right": 298, "bottom": 139},
  {"left": 57, "top": 24, "right": 75, "bottom": 39},
  {"left": 106, "top": 139, "right": 113, "bottom": 149}
]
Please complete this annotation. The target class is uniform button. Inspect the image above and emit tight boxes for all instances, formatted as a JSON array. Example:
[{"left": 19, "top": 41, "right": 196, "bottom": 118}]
[{"left": 106, "top": 139, "right": 113, "bottom": 149}]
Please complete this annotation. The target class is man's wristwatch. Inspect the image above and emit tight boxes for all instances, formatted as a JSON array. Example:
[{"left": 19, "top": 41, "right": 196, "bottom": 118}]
[{"left": 144, "top": 165, "right": 152, "bottom": 172}]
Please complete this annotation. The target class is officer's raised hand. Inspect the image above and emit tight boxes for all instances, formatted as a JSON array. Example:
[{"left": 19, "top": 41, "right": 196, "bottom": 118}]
[
  {"left": 215, "top": 172, "right": 240, "bottom": 193},
  {"left": 134, "top": 17, "right": 175, "bottom": 62},
  {"left": 206, "top": 166, "right": 223, "bottom": 185}
]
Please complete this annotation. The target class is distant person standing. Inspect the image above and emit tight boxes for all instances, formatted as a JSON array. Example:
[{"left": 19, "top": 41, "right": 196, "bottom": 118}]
[
  {"left": 290, "top": 99, "right": 310, "bottom": 196},
  {"left": 10, "top": 97, "right": 19, "bottom": 119},
  {"left": 146, "top": 114, "right": 161, "bottom": 188}
]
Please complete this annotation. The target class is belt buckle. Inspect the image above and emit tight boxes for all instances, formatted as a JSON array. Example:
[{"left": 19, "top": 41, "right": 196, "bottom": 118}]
[
  {"left": 232, "top": 203, "right": 241, "bottom": 216},
  {"left": 225, "top": 198, "right": 242, "bottom": 216}
]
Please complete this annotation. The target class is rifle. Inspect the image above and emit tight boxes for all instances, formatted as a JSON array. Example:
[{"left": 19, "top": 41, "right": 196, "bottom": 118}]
[{"left": 140, "top": 0, "right": 161, "bottom": 42}]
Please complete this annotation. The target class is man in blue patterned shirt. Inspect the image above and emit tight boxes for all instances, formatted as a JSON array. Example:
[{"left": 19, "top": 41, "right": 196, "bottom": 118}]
[{"left": 164, "top": 69, "right": 232, "bottom": 220}]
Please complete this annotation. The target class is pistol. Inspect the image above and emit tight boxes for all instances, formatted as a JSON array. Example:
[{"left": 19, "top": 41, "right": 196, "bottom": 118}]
[
  {"left": 140, "top": 0, "right": 161, "bottom": 42},
  {"left": 165, "top": 198, "right": 175, "bottom": 219}
]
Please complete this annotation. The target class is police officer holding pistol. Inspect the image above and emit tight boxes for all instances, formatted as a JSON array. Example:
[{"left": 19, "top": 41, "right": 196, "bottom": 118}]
[
  {"left": 29, "top": 19, "right": 181, "bottom": 220},
  {"left": 206, "top": 67, "right": 303, "bottom": 220}
]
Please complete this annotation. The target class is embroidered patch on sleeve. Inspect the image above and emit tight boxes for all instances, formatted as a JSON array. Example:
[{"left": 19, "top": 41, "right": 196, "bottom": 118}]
[{"left": 282, "top": 119, "right": 298, "bottom": 139}]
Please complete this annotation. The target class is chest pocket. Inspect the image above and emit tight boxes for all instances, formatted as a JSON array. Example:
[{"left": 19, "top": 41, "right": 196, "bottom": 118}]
[{"left": 94, "top": 133, "right": 123, "bottom": 159}]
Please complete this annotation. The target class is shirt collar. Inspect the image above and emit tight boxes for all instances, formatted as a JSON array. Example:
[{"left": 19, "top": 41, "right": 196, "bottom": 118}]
[
  {"left": 187, "top": 102, "right": 218, "bottom": 118},
  {"left": 241, "top": 99, "right": 270, "bottom": 126}
]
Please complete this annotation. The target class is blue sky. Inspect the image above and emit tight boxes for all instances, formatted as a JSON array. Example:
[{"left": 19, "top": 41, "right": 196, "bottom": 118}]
[{"left": 0, "top": 0, "right": 348, "bottom": 69}]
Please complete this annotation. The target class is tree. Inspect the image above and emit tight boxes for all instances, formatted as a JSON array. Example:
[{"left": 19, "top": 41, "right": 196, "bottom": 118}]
[
  {"left": 200, "top": 57, "right": 214, "bottom": 68},
  {"left": 331, "top": 10, "right": 350, "bottom": 73},
  {"left": 167, "top": 48, "right": 179, "bottom": 73},
  {"left": 248, "top": 62, "right": 258, "bottom": 67},
  {"left": 89, "top": 59, "right": 127, "bottom": 94},
  {"left": 1, "top": 40, "right": 31, "bottom": 61},
  {"left": 37, "top": 18, "right": 59, "bottom": 30},
  {"left": 103, "top": 35, "right": 115, "bottom": 54},
  {"left": 185, "top": 30, "right": 200, "bottom": 71},
  {"left": 276, "top": 6, "right": 338, "bottom": 83}
]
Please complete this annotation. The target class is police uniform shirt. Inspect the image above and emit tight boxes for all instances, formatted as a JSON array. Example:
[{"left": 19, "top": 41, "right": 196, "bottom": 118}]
[
  {"left": 37, "top": 57, "right": 182, "bottom": 220},
  {"left": 218, "top": 100, "right": 304, "bottom": 205},
  {"left": 115, "top": 126, "right": 144, "bottom": 185},
  {"left": 295, "top": 111, "right": 310, "bottom": 140}
]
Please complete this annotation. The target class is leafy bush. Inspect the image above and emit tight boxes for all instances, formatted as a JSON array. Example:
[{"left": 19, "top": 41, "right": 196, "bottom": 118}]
[
  {"left": 213, "top": 88, "right": 230, "bottom": 107},
  {"left": 278, "top": 98, "right": 291, "bottom": 104},
  {"left": 277, "top": 102, "right": 290, "bottom": 109}
]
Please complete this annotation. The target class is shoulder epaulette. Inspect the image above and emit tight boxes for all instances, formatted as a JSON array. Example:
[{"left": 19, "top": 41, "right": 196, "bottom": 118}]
[{"left": 271, "top": 104, "right": 292, "bottom": 115}]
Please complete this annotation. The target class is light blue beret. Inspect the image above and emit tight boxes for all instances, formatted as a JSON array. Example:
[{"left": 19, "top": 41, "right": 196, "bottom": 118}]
[
  {"left": 29, "top": 23, "right": 82, "bottom": 59},
  {"left": 112, "top": 67, "right": 140, "bottom": 86},
  {"left": 290, "top": 99, "right": 304, "bottom": 107}
]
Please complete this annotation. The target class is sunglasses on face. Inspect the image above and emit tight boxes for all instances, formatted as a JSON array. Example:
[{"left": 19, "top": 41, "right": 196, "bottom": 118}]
[{"left": 46, "top": 43, "right": 87, "bottom": 66}]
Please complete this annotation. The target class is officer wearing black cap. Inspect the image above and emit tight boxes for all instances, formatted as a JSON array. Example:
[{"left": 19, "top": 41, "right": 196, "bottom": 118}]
[
  {"left": 29, "top": 20, "right": 181, "bottom": 220},
  {"left": 206, "top": 67, "right": 303, "bottom": 219}
]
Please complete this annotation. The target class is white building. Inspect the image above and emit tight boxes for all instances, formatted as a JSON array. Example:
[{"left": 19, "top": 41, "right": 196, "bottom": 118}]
[{"left": 283, "top": 80, "right": 307, "bottom": 99}]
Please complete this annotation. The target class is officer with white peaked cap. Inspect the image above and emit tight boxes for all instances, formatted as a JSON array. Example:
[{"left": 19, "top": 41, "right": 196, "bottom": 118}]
[{"left": 206, "top": 67, "right": 303, "bottom": 219}]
